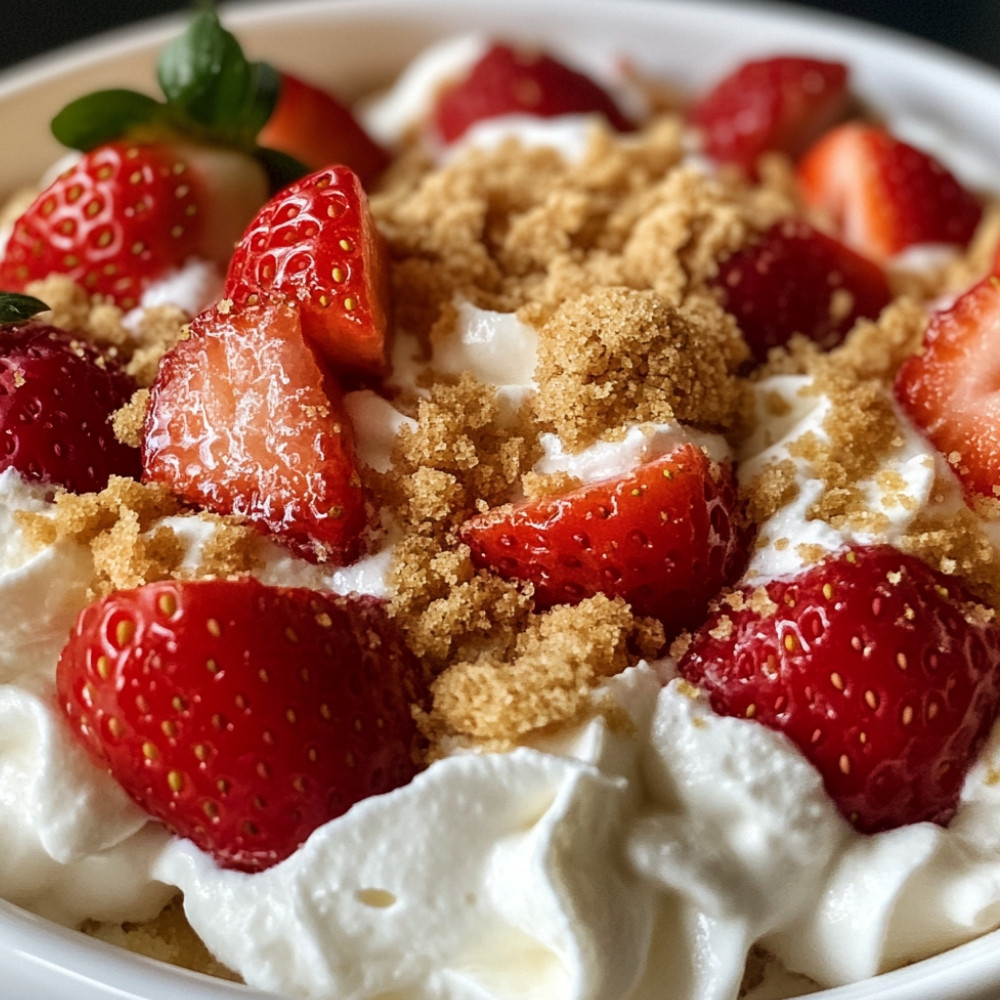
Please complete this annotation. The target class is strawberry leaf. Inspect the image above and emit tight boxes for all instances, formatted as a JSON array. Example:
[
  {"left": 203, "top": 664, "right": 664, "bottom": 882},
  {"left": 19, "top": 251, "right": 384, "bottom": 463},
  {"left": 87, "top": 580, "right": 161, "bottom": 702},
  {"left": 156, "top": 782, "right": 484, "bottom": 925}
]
[
  {"left": 0, "top": 291, "right": 50, "bottom": 325},
  {"left": 51, "top": 89, "right": 162, "bottom": 152},
  {"left": 156, "top": 8, "right": 278, "bottom": 146}
]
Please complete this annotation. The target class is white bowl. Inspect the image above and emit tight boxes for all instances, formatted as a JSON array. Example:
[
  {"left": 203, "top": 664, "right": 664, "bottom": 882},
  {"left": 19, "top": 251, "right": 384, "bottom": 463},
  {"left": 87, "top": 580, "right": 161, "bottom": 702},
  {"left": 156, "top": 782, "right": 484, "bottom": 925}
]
[{"left": 2, "top": 1, "right": 1000, "bottom": 998}]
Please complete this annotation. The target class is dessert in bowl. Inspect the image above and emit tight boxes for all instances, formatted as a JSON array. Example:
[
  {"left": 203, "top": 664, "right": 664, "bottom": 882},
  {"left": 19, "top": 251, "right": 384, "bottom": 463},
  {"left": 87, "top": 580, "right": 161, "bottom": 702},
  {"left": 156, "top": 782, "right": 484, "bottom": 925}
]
[{"left": 2, "top": 1, "right": 1000, "bottom": 999}]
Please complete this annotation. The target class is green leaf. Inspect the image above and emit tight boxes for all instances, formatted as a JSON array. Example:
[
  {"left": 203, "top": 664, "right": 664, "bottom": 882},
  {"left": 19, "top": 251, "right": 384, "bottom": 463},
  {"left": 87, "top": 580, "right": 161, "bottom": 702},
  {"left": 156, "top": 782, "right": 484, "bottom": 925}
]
[
  {"left": 51, "top": 89, "right": 162, "bottom": 151},
  {"left": 0, "top": 292, "right": 50, "bottom": 325},
  {"left": 156, "top": 8, "right": 278, "bottom": 144},
  {"left": 255, "top": 146, "right": 309, "bottom": 193}
]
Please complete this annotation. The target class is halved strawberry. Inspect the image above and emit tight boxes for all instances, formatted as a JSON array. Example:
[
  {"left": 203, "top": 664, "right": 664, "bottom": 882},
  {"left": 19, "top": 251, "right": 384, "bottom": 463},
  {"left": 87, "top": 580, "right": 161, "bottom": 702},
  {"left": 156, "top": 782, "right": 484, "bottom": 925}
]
[
  {"left": 715, "top": 218, "right": 891, "bottom": 362},
  {"left": 258, "top": 72, "right": 389, "bottom": 185},
  {"left": 0, "top": 141, "right": 266, "bottom": 311},
  {"left": 0, "top": 292, "right": 139, "bottom": 493},
  {"left": 690, "top": 55, "right": 849, "bottom": 174},
  {"left": 678, "top": 545, "right": 1000, "bottom": 833},
  {"left": 797, "top": 123, "right": 983, "bottom": 261},
  {"left": 142, "top": 299, "right": 365, "bottom": 564},
  {"left": 894, "top": 273, "right": 1000, "bottom": 502},
  {"left": 224, "top": 165, "right": 391, "bottom": 377},
  {"left": 56, "top": 577, "right": 425, "bottom": 871},
  {"left": 459, "top": 443, "right": 751, "bottom": 637},
  {"left": 0, "top": 10, "right": 307, "bottom": 310},
  {"left": 431, "top": 41, "right": 632, "bottom": 145}
]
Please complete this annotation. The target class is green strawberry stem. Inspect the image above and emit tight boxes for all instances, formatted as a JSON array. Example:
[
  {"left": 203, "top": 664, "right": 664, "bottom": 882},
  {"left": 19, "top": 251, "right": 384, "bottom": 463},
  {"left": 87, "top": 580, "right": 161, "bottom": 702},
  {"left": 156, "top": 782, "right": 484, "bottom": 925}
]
[{"left": 0, "top": 291, "right": 50, "bottom": 325}]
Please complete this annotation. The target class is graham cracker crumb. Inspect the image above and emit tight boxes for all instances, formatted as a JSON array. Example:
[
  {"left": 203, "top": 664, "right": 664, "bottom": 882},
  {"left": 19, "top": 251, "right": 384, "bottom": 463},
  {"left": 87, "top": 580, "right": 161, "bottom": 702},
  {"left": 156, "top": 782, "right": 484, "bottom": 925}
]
[{"left": 113, "top": 389, "right": 150, "bottom": 449}]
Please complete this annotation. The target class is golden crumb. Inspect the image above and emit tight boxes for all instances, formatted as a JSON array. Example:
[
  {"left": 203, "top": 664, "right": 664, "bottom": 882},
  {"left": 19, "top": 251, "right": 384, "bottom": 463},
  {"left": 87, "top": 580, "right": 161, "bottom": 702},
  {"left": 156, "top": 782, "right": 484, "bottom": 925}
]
[
  {"left": 82, "top": 896, "right": 239, "bottom": 982},
  {"left": 428, "top": 595, "right": 664, "bottom": 743},
  {"left": 112, "top": 389, "right": 150, "bottom": 448}
]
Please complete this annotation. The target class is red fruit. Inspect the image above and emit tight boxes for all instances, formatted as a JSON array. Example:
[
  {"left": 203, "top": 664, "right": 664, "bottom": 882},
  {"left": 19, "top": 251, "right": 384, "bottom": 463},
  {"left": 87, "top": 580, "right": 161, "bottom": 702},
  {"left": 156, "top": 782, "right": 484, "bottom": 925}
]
[
  {"left": 689, "top": 55, "right": 849, "bottom": 174},
  {"left": 0, "top": 142, "right": 267, "bottom": 311},
  {"left": 56, "top": 577, "right": 425, "bottom": 871},
  {"left": 0, "top": 321, "right": 138, "bottom": 493},
  {"left": 715, "top": 218, "right": 891, "bottom": 362},
  {"left": 460, "top": 443, "right": 751, "bottom": 637},
  {"left": 225, "top": 165, "right": 391, "bottom": 377},
  {"left": 432, "top": 42, "right": 632, "bottom": 144},
  {"left": 798, "top": 123, "right": 983, "bottom": 262},
  {"left": 258, "top": 72, "right": 389, "bottom": 185},
  {"left": 894, "top": 273, "right": 1000, "bottom": 502},
  {"left": 142, "top": 299, "right": 365, "bottom": 564},
  {"left": 678, "top": 545, "right": 1000, "bottom": 833}
]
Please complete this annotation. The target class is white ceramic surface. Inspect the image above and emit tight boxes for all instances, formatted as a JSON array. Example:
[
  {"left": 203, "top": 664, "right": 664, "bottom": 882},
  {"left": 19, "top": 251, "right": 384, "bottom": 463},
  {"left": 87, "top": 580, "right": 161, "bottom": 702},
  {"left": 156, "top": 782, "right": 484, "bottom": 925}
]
[{"left": 2, "top": 1, "right": 1000, "bottom": 998}]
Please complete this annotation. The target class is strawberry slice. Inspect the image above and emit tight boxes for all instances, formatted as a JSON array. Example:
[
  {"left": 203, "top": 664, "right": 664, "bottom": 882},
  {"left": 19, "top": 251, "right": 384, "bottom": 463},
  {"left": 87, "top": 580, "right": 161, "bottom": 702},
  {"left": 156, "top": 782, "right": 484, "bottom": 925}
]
[
  {"left": 459, "top": 443, "right": 751, "bottom": 637},
  {"left": 678, "top": 545, "right": 1000, "bottom": 833},
  {"left": 258, "top": 72, "right": 389, "bottom": 185},
  {"left": 0, "top": 294, "right": 139, "bottom": 493},
  {"left": 689, "top": 55, "right": 849, "bottom": 174},
  {"left": 894, "top": 273, "right": 1000, "bottom": 502},
  {"left": 56, "top": 577, "right": 425, "bottom": 871},
  {"left": 224, "top": 165, "right": 391, "bottom": 377},
  {"left": 0, "top": 141, "right": 266, "bottom": 311},
  {"left": 715, "top": 218, "right": 891, "bottom": 362},
  {"left": 431, "top": 42, "right": 632, "bottom": 145},
  {"left": 142, "top": 299, "right": 366, "bottom": 565},
  {"left": 797, "top": 123, "right": 983, "bottom": 261}
]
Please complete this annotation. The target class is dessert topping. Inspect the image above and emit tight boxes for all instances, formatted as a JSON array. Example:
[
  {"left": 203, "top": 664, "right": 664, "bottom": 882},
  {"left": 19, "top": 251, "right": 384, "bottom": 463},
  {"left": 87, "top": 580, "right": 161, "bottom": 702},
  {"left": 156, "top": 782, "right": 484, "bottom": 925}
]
[
  {"left": 678, "top": 544, "right": 1000, "bottom": 833},
  {"left": 56, "top": 577, "right": 425, "bottom": 871},
  {"left": 141, "top": 298, "right": 366, "bottom": 564}
]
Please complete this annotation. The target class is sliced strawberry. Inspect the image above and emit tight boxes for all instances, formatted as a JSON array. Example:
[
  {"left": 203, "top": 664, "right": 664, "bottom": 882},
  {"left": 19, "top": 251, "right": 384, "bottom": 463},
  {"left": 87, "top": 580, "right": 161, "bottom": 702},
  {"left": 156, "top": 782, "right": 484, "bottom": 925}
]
[
  {"left": 797, "top": 123, "right": 983, "bottom": 261},
  {"left": 0, "top": 304, "right": 139, "bottom": 494},
  {"left": 0, "top": 141, "right": 267, "bottom": 311},
  {"left": 258, "top": 72, "right": 389, "bottom": 186},
  {"left": 678, "top": 545, "right": 1000, "bottom": 833},
  {"left": 56, "top": 577, "right": 425, "bottom": 871},
  {"left": 459, "top": 443, "right": 751, "bottom": 637},
  {"left": 715, "top": 218, "right": 891, "bottom": 362},
  {"left": 224, "top": 165, "right": 391, "bottom": 377},
  {"left": 690, "top": 55, "right": 849, "bottom": 174},
  {"left": 894, "top": 273, "right": 1000, "bottom": 502},
  {"left": 431, "top": 42, "right": 632, "bottom": 145},
  {"left": 142, "top": 299, "right": 365, "bottom": 564}
]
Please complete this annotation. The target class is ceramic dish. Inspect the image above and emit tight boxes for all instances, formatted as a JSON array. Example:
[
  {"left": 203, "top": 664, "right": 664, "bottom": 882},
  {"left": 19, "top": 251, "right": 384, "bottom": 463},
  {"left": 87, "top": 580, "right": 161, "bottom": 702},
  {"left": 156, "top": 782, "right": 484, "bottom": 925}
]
[{"left": 2, "top": 1, "right": 1000, "bottom": 997}]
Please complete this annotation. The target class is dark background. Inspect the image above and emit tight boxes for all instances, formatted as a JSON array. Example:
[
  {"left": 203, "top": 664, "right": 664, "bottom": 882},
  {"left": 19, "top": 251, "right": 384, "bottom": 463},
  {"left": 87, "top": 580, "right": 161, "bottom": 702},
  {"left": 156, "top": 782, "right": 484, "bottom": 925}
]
[{"left": 0, "top": 0, "right": 998, "bottom": 74}]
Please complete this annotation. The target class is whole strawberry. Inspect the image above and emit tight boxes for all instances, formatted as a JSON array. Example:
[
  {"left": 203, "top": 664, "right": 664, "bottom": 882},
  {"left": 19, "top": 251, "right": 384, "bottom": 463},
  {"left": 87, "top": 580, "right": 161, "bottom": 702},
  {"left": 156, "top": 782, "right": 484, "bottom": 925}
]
[
  {"left": 689, "top": 55, "right": 849, "bottom": 175},
  {"left": 56, "top": 577, "right": 426, "bottom": 872},
  {"left": 678, "top": 545, "right": 1000, "bottom": 833},
  {"left": 460, "top": 443, "right": 751, "bottom": 637},
  {"left": 431, "top": 41, "right": 632, "bottom": 145},
  {"left": 0, "top": 10, "right": 316, "bottom": 309},
  {"left": 142, "top": 298, "right": 366, "bottom": 565},
  {"left": 0, "top": 291, "right": 139, "bottom": 493},
  {"left": 715, "top": 219, "right": 891, "bottom": 363},
  {"left": 224, "top": 165, "right": 391, "bottom": 377}
]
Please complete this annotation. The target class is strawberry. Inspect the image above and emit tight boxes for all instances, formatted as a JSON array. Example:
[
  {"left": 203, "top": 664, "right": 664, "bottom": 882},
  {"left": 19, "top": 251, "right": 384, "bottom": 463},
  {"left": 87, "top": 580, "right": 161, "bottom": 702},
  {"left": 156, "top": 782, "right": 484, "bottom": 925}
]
[
  {"left": 715, "top": 218, "right": 891, "bottom": 363},
  {"left": 894, "top": 273, "right": 1000, "bottom": 502},
  {"left": 689, "top": 55, "right": 849, "bottom": 174},
  {"left": 0, "top": 291, "right": 139, "bottom": 493},
  {"left": 797, "top": 123, "right": 983, "bottom": 262},
  {"left": 431, "top": 42, "right": 632, "bottom": 145},
  {"left": 459, "top": 443, "right": 751, "bottom": 637},
  {"left": 142, "top": 299, "right": 365, "bottom": 564},
  {"left": 0, "top": 10, "right": 311, "bottom": 310},
  {"left": 224, "top": 165, "right": 391, "bottom": 377},
  {"left": 0, "top": 141, "right": 266, "bottom": 311},
  {"left": 678, "top": 545, "right": 1000, "bottom": 833},
  {"left": 56, "top": 577, "right": 425, "bottom": 871},
  {"left": 258, "top": 71, "right": 389, "bottom": 186}
]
